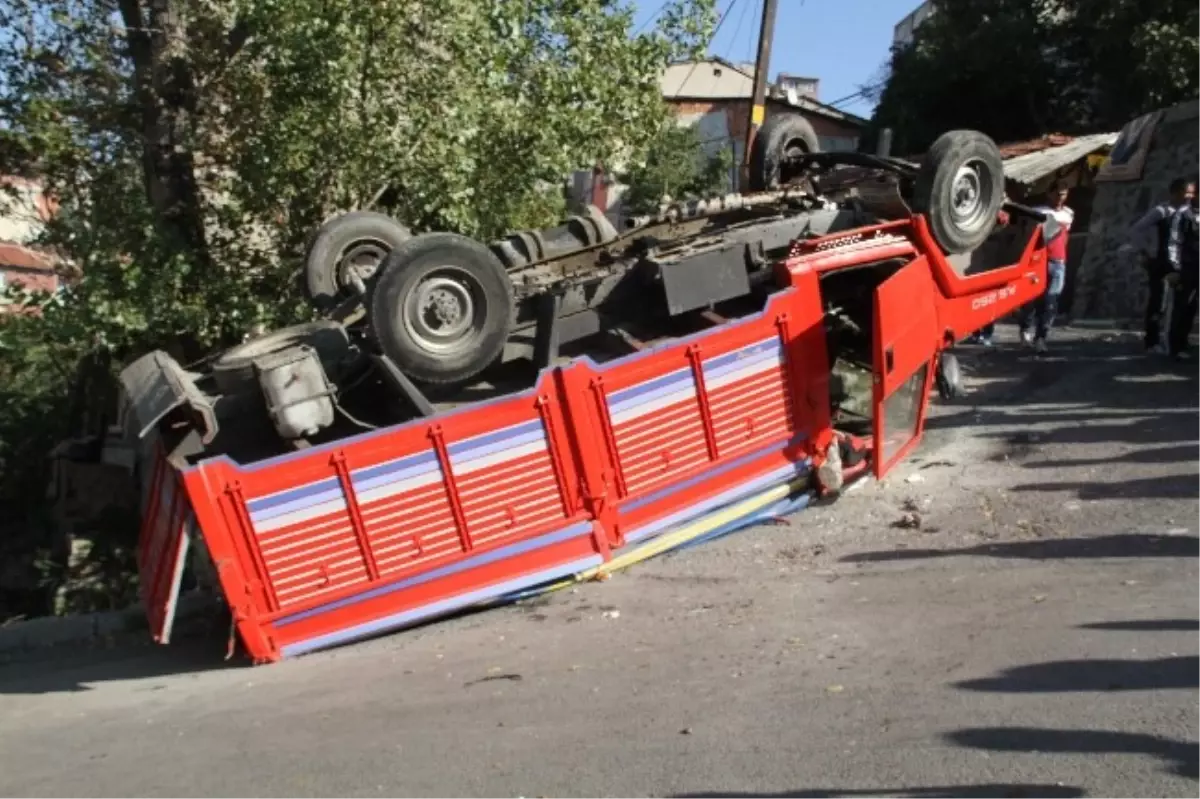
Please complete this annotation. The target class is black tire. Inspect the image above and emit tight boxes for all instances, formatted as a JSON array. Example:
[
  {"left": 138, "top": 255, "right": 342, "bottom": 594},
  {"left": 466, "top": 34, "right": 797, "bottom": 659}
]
[
  {"left": 369, "top": 233, "right": 514, "bottom": 385},
  {"left": 913, "top": 130, "right": 1005, "bottom": 255},
  {"left": 935, "top": 351, "right": 964, "bottom": 400},
  {"left": 305, "top": 211, "right": 412, "bottom": 310},
  {"left": 212, "top": 321, "right": 350, "bottom": 396},
  {"left": 748, "top": 113, "right": 820, "bottom": 192}
]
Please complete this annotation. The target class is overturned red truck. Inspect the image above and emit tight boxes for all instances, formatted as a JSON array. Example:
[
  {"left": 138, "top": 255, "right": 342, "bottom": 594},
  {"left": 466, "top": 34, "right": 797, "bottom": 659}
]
[{"left": 123, "top": 126, "right": 1050, "bottom": 663}]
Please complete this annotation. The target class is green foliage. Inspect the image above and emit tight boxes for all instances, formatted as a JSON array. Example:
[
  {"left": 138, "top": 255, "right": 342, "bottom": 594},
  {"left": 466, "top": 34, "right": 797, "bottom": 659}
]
[
  {"left": 0, "top": 0, "right": 717, "bottom": 617},
  {"left": 870, "top": 0, "right": 1199, "bottom": 154},
  {"left": 622, "top": 122, "right": 734, "bottom": 215}
]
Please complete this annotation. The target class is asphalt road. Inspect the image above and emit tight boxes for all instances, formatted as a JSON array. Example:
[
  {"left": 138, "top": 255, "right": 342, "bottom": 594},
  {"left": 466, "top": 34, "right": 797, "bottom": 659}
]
[{"left": 1, "top": 325, "right": 1196, "bottom": 798}]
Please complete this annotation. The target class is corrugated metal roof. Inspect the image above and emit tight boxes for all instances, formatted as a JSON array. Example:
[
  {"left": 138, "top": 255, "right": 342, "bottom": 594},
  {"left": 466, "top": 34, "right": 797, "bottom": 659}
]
[{"left": 1002, "top": 132, "right": 1119, "bottom": 185}]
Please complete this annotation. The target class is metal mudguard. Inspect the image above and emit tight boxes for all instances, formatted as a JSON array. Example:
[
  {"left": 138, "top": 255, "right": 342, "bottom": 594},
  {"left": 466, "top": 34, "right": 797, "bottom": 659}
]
[{"left": 119, "top": 351, "right": 219, "bottom": 445}]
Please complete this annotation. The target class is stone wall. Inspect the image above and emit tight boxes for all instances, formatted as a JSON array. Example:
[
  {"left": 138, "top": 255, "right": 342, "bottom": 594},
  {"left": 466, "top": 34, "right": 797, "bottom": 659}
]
[{"left": 1071, "top": 99, "right": 1200, "bottom": 320}]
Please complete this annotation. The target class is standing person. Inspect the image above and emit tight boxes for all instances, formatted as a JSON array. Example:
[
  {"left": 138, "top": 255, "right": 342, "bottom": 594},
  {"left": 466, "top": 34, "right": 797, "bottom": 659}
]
[
  {"left": 1165, "top": 187, "right": 1199, "bottom": 360},
  {"left": 1121, "top": 177, "right": 1197, "bottom": 353},
  {"left": 1018, "top": 181, "right": 1073, "bottom": 354},
  {"left": 965, "top": 204, "right": 1015, "bottom": 347}
]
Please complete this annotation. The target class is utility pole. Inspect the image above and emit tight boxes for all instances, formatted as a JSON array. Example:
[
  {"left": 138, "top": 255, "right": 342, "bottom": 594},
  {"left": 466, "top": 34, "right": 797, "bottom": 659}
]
[{"left": 740, "top": 0, "right": 778, "bottom": 189}]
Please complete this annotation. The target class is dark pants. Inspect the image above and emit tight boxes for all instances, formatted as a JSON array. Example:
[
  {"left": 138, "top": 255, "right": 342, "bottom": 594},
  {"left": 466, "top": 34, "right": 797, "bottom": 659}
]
[
  {"left": 1145, "top": 273, "right": 1170, "bottom": 350},
  {"left": 1168, "top": 280, "right": 1198, "bottom": 355},
  {"left": 1019, "top": 259, "right": 1065, "bottom": 340}
]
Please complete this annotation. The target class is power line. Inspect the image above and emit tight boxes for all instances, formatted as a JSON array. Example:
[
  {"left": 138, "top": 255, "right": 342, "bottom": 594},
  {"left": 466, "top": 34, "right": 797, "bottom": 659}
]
[
  {"left": 726, "top": 0, "right": 754, "bottom": 66},
  {"left": 827, "top": 79, "right": 886, "bottom": 109},
  {"left": 674, "top": 0, "right": 741, "bottom": 97},
  {"left": 746, "top": 0, "right": 762, "bottom": 63},
  {"left": 634, "top": 1, "right": 670, "bottom": 35}
]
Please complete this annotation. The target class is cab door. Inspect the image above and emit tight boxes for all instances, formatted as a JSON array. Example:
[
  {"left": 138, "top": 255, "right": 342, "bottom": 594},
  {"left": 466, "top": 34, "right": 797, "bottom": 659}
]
[{"left": 872, "top": 256, "right": 941, "bottom": 478}]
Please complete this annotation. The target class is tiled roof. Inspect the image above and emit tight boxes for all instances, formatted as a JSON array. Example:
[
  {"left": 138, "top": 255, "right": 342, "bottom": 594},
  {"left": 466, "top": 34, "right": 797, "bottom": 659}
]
[
  {"left": 997, "top": 133, "right": 1076, "bottom": 158},
  {"left": 0, "top": 242, "right": 55, "bottom": 272}
]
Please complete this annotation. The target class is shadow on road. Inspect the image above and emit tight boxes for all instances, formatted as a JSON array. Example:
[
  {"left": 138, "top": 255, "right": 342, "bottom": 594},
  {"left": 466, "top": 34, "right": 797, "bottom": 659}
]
[
  {"left": 840, "top": 533, "right": 1199, "bottom": 564},
  {"left": 1022, "top": 443, "right": 1200, "bottom": 469},
  {"left": 1010, "top": 474, "right": 1199, "bottom": 501},
  {"left": 1080, "top": 619, "right": 1199, "bottom": 632},
  {"left": 0, "top": 631, "right": 241, "bottom": 695},
  {"left": 947, "top": 726, "right": 1199, "bottom": 780},
  {"left": 931, "top": 327, "right": 1198, "bottom": 438},
  {"left": 954, "top": 655, "right": 1198, "bottom": 693},
  {"left": 675, "top": 784, "right": 1085, "bottom": 798}
]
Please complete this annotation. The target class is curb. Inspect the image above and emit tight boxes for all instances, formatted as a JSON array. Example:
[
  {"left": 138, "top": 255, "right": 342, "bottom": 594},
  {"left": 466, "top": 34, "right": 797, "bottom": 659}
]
[{"left": 0, "top": 593, "right": 216, "bottom": 658}]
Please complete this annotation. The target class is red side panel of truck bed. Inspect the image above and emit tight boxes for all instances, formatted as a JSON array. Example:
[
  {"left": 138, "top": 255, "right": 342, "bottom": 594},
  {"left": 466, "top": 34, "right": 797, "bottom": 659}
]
[
  {"left": 137, "top": 447, "right": 193, "bottom": 643},
  {"left": 174, "top": 285, "right": 829, "bottom": 662}
]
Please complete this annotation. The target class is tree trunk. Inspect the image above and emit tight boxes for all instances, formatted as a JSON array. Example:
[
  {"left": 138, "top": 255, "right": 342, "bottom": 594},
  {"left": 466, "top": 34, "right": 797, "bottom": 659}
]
[{"left": 118, "top": 0, "right": 211, "bottom": 273}]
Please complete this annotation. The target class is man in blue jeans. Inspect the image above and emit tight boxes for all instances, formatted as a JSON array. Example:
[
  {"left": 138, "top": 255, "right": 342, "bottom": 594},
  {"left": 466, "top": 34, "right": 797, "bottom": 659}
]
[
  {"left": 966, "top": 205, "right": 1014, "bottom": 347},
  {"left": 1018, "top": 182, "right": 1073, "bottom": 354}
]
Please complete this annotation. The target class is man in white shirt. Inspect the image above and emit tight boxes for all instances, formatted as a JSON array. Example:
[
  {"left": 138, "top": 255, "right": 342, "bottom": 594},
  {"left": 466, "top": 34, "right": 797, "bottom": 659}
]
[{"left": 1018, "top": 182, "right": 1073, "bottom": 354}]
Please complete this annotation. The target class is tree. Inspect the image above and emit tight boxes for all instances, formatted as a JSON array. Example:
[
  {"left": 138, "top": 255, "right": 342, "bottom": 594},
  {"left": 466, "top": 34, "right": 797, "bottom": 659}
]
[
  {"left": 621, "top": 122, "right": 734, "bottom": 215},
  {"left": 0, "top": 0, "right": 718, "bottom": 618},
  {"left": 870, "top": 0, "right": 1199, "bottom": 154}
]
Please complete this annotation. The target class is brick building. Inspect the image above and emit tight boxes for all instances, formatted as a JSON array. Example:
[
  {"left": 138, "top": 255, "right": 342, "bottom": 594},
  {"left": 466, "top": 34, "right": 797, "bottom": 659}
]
[
  {"left": 0, "top": 177, "right": 59, "bottom": 314},
  {"left": 660, "top": 58, "right": 867, "bottom": 193},
  {"left": 568, "top": 58, "right": 867, "bottom": 222}
]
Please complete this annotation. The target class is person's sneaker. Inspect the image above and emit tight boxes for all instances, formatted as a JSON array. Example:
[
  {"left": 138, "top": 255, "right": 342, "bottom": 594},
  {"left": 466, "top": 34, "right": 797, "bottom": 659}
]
[
  {"left": 1147, "top": 343, "right": 1168, "bottom": 355},
  {"left": 1020, "top": 330, "right": 1035, "bottom": 348},
  {"left": 1034, "top": 338, "right": 1048, "bottom": 355}
]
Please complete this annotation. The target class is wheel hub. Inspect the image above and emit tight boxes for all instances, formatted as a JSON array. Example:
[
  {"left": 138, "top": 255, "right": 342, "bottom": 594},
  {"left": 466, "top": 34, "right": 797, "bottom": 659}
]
[
  {"left": 337, "top": 241, "right": 388, "bottom": 288},
  {"left": 403, "top": 271, "right": 478, "bottom": 354},
  {"left": 950, "top": 160, "right": 990, "bottom": 232}
]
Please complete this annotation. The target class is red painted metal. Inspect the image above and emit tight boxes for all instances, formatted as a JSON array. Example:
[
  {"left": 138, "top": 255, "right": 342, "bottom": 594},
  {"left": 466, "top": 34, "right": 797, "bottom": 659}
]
[
  {"left": 330, "top": 450, "right": 381, "bottom": 581},
  {"left": 137, "top": 452, "right": 192, "bottom": 644},
  {"left": 224, "top": 481, "right": 281, "bottom": 613},
  {"left": 136, "top": 212, "right": 1049, "bottom": 663},
  {"left": 587, "top": 375, "right": 628, "bottom": 499},
  {"left": 428, "top": 424, "right": 473, "bottom": 554},
  {"left": 685, "top": 345, "right": 721, "bottom": 462},
  {"left": 535, "top": 393, "right": 578, "bottom": 517}
]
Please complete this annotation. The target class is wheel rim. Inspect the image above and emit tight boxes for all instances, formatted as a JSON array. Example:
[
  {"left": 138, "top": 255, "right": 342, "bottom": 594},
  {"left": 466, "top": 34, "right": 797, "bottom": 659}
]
[
  {"left": 401, "top": 267, "right": 482, "bottom": 355},
  {"left": 337, "top": 240, "right": 389, "bottom": 288},
  {"left": 949, "top": 159, "right": 992, "bottom": 234},
  {"left": 778, "top": 138, "right": 811, "bottom": 185}
]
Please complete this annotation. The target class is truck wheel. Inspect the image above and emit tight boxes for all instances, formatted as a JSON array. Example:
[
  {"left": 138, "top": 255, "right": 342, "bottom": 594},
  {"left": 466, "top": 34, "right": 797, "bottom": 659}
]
[
  {"left": 212, "top": 321, "right": 350, "bottom": 396},
  {"left": 935, "top": 351, "right": 964, "bottom": 400},
  {"left": 305, "top": 211, "right": 412, "bottom": 311},
  {"left": 913, "top": 130, "right": 1004, "bottom": 255},
  {"left": 370, "top": 233, "right": 514, "bottom": 386},
  {"left": 748, "top": 113, "right": 820, "bottom": 192}
]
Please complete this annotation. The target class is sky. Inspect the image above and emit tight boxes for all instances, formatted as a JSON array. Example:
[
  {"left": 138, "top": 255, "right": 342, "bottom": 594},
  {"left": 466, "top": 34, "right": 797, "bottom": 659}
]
[{"left": 631, "top": 0, "right": 922, "bottom": 117}]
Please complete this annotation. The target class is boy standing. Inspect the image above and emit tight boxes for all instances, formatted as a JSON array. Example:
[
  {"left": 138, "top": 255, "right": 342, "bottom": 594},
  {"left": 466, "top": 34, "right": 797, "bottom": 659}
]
[
  {"left": 1122, "top": 177, "right": 1197, "bottom": 352},
  {"left": 1165, "top": 188, "right": 1199, "bottom": 360},
  {"left": 1019, "top": 182, "right": 1073, "bottom": 353}
]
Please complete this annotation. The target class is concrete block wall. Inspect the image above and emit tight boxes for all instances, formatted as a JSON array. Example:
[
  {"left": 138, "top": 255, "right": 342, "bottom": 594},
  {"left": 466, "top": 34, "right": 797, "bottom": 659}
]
[{"left": 1072, "top": 99, "right": 1200, "bottom": 321}]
